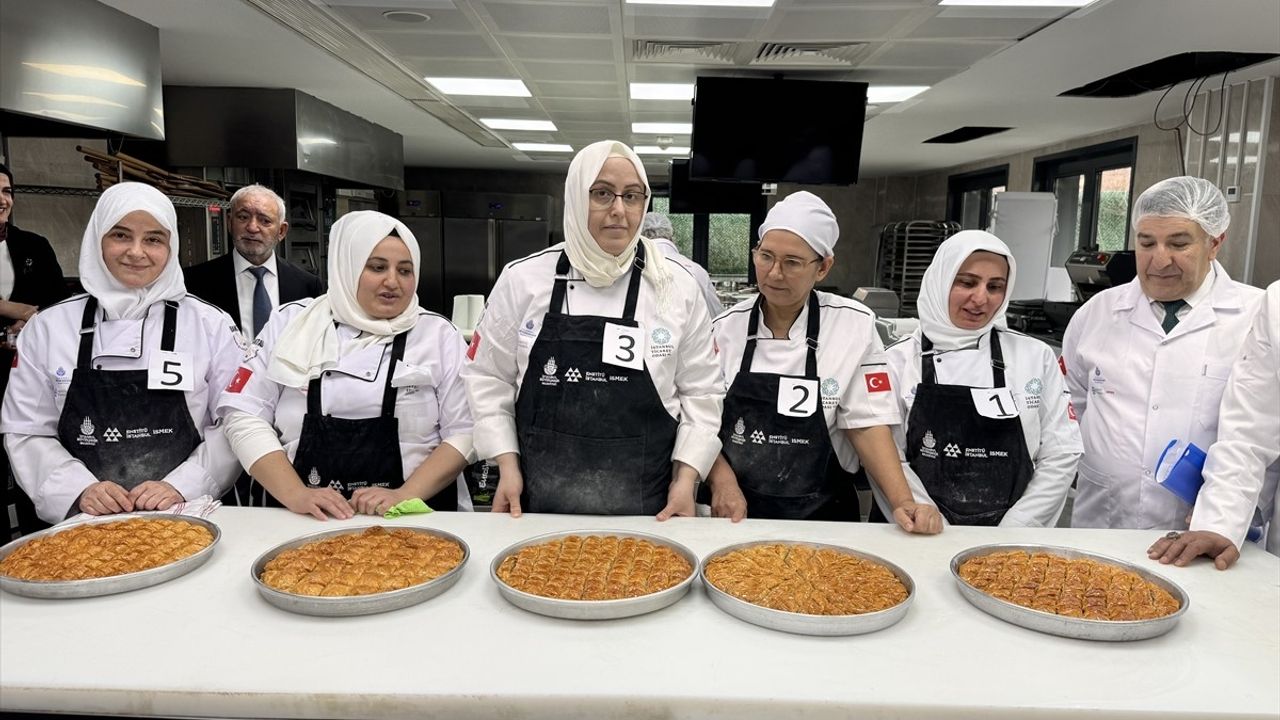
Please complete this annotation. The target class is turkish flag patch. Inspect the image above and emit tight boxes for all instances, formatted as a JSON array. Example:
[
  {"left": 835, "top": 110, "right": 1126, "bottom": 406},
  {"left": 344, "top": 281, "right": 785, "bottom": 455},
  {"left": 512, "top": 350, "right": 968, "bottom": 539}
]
[
  {"left": 225, "top": 366, "right": 253, "bottom": 394},
  {"left": 864, "top": 371, "right": 891, "bottom": 393},
  {"left": 10, "top": 353, "right": 17, "bottom": 369},
  {"left": 1058, "top": 356, "right": 1067, "bottom": 376},
  {"left": 466, "top": 331, "right": 481, "bottom": 361},
  {"left": 1067, "top": 401, "right": 1077, "bottom": 421}
]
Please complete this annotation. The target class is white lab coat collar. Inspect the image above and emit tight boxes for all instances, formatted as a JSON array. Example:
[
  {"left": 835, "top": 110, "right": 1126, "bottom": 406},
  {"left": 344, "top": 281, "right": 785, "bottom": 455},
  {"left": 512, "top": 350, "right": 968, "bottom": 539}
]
[{"left": 1120, "top": 261, "right": 1245, "bottom": 338}]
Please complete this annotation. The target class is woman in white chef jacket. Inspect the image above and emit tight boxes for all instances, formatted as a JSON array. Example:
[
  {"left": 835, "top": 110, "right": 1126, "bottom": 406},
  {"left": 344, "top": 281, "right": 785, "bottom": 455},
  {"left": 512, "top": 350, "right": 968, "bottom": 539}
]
[
  {"left": 883, "top": 230, "right": 1082, "bottom": 526},
  {"left": 218, "top": 211, "right": 474, "bottom": 520},
  {"left": 0, "top": 182, "right": 243, "bottom": 524},
  {"left": 462, "top": 140, "right": 723, "bottom": 519},
  {"left": 703, "top": 191, "right": 942, "bottom": 533}
]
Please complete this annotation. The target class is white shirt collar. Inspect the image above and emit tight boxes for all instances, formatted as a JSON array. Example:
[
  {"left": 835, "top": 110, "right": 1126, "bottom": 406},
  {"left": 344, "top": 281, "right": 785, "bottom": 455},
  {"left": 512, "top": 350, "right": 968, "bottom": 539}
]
[
  {"left": 232, "top": 249, "right": 278, "bottom": 276},
  {"left": 1146, "top": 263, "right": 1216, "bottom": 310}
]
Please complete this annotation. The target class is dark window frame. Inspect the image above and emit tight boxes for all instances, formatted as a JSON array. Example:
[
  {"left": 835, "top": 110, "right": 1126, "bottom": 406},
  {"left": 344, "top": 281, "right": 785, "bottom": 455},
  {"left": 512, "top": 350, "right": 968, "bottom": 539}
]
[
  {"left": 1032, "top": 137, "right": 1137, "bottom": 251},
  {"left": 946, "top": 165, "right": 1009, "bottom": 228}
]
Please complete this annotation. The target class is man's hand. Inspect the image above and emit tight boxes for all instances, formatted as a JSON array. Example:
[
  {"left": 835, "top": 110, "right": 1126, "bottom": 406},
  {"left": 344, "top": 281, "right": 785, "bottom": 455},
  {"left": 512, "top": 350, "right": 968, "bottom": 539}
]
[
  {"left": 1148, "top": 530, "right": 1240, "bottom": 570},
  {"left": 892, "top": 500, "right": 943, "bottom": 535}
]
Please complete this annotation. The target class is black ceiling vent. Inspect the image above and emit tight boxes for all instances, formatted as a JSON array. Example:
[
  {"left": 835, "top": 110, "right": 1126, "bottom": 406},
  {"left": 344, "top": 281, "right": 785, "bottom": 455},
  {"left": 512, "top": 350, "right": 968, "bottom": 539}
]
[
  {"left": 1061, "top": 51, "right": 1279, "bottom": 98},
  {"left": 924, "top": 126, "right": 1012, "bottom": 144}
]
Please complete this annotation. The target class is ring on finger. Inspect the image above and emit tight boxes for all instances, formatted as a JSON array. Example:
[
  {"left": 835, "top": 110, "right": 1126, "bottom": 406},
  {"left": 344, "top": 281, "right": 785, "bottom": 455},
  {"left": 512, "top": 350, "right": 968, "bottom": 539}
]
[{"left": 1164, "top": 530, "right": 1182, "bottom": 540}]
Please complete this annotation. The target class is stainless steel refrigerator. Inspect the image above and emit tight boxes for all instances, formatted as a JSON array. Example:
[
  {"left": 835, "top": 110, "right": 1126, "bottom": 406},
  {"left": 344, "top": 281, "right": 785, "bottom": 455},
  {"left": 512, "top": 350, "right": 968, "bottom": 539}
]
[{"left": 440, "top": 192, "right": 552, "bottom": 303}]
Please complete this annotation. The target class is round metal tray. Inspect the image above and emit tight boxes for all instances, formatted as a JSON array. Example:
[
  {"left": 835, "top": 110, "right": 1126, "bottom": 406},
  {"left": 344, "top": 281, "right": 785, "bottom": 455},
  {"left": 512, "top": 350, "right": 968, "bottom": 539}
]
[
  {"left": 950, "top": 543, "right": 1190, "bottom": 641},
  {"left": 251, "top": 525, "right": 469, "bottom": 617},
  {"left": 490, "top": 530, "right": 698, "bottom": 620},
  {"left": 0, "top": 514, "right": 221, "bottom": 599},
  {"left": 700, "top": 540, "right": 915, "bottom": 636}
]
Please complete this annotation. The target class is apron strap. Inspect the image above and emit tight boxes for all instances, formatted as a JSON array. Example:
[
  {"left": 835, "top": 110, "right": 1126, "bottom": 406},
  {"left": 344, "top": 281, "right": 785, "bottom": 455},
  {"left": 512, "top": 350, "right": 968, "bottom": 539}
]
[
  {"left": 380, "top": 331, "right": 410, "bottom": 418},
  {"left": 160, "top": 301, "right": 179, "bottom": 353},
  {"left": 920, "top": 330, "right": 1006, "bottom": 386},
  {"left": 741, "top": 290, "right": 821, "bottom": 378},
  {"left": 550, "top": 251, "right": 572, "bottom": 313},
  {"left": 76, "top": 297, "right": 100, "bottom": 369}
]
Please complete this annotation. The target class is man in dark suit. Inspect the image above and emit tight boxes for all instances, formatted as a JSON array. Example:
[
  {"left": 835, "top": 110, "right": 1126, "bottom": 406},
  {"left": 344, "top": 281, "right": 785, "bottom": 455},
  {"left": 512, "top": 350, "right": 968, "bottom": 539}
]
[
  {"left": 184, "top": 184, "right": 323, "bottom": 341},
  {"left": 1, "top": 162, "right": 71, "bottom": 537}
]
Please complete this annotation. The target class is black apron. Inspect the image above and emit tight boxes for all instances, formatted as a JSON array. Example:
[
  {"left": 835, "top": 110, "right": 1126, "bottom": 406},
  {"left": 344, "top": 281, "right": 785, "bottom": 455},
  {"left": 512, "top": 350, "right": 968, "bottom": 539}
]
[
  {"left": 56, "top": 297, "right": 201, "bottom": 518},
  {"left": 710, "top": 292, "right": 858, "bottom": 521},
  {"left": 241, "top": 331, "right": 457, "bottom": 510},
  {"left": 514, "top": 244, "right": 678, "bottom": 515},
  {"left": 904, "top": 330, "right": 1035, "bottom": 526}
]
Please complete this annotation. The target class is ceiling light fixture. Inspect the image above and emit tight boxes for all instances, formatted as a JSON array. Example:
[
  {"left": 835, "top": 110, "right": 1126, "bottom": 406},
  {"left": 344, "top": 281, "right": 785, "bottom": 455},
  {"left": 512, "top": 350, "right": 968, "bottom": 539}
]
[
  {"left": 630, "top": 83, "right": 695, "bottom": 101},
  {"left": 867, "top": 85, "right": 929, "bottom": 103},
  {"left": 634, "top": 145, "right": 691, "bottom": 155},
  {"left": 626, "top": 0, "right": 774, "bottom": 6},
  {"left": 937, "top": 0, "right": 1095, "bottom": 6},
  {"left": 632, "top": 122, "right": 693, "bottom": 134},
  {"left": 514, "top": 142, "right": 574, "bottom": 152},
  {"left": 425, "top": 77, "right": 531, "bottom": 97},
  {"left": 481, "top": 118, "right": 558, "bottom": 132},
  {"left": 382, "top": 10, "right": 430, "bottom": 23}
]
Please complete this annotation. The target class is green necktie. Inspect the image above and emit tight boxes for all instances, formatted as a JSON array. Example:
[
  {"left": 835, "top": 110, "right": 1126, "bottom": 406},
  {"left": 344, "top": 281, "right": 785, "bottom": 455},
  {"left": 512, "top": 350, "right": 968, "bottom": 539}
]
[{"left": 1161, "top": 299, "right": 1188, "bottom": 334}]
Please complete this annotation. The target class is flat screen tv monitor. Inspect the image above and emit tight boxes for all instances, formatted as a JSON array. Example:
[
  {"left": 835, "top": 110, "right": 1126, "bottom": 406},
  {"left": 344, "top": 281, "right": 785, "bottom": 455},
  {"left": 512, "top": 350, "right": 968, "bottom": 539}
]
[
  {"left": 668, "top": 159, "right": 763, "bottom": 214},
  {"left": 690, "top": 77, "right": 867, "bottom": 185}
]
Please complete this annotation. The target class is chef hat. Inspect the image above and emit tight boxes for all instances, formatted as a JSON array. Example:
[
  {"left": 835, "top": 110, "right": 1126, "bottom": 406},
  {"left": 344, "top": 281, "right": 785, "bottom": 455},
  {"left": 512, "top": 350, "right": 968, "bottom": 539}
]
[
  {"left": 1131, "top": 176, "right": 1230, "bottom": 238},
  {"left": 758, "top": 191, "right": 839, "bottom": 258},
  {"left": 640, "top": 212, "right": 674, "bottom": 240}
]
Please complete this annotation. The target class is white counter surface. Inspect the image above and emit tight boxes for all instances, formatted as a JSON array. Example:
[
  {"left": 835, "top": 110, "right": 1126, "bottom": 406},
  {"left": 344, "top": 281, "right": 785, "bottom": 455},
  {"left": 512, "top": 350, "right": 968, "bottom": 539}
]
[{"left": 2, "top": 508, "right": 1277, "bottom": 719}]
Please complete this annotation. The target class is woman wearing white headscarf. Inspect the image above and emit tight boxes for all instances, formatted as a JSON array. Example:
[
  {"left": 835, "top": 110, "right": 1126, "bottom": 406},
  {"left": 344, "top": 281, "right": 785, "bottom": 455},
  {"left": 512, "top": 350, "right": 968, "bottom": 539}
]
[
  {"left": 218, "top": 211, "right": 474, "bottom": 519},
  {"left": 0, "top": 182, "right": 243, "bottom": 524},
  {"left": 462, "top": 140, "right": 723, "bottom": 518},
  {"left": 883, "top": 230, "right": 1082, "bottom": 526},
  {"left": 704, "top": 191, "right": 940, "bottom": 533}
]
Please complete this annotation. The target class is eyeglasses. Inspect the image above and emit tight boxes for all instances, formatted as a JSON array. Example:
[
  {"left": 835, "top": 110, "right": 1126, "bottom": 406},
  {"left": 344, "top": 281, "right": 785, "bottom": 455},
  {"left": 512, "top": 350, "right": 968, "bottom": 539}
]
[
  {"left": 588, "top": 187, "right": 648, "bottom": 209},
  {"left": 751, "top": 248, "right": 821, "bottom": 276}
]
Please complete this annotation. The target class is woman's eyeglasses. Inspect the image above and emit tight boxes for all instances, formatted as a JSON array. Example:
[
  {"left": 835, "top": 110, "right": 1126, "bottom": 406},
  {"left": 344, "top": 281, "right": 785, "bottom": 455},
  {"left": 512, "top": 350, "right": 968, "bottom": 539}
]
[
  {"left": 588, "top": 187, "right": 648, "bottom": 209},
  {"left": 751, "top": 248, "right": 821, "bottom": 276}
]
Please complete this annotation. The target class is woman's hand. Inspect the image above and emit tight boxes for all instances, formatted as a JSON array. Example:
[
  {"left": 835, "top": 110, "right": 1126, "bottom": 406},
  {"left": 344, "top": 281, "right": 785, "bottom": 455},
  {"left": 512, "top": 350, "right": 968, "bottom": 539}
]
[
  {"left": 127, "top": 481, "right": 184, "bottom": 511},
  {"left": 491, "top": 453, "right": 525, "bottom": 517},
  {"left": 280, "top": 485, "right": 354, "bottom": 521},
  {"left": 892, "top": 500, "right": 943, "bottom": 535},
  {"left": 657, "top": 463, "right": 698, "bottom": 521},
  {"left": 706, "top": 456, "right": 747, "bottom": 522},
  {"left": 0, "top": 299, "right": 37, "bottom": 323},
  {"left": 350, "top": 486, "right": 411, "bottom": 516},
  {"left": 79, "top": 481, "right": 134, "bottom": 515}
]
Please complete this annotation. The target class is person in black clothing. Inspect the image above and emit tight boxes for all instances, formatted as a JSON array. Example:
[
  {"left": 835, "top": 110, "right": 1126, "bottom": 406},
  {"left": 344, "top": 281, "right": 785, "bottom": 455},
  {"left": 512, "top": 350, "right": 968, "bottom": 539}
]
[{"left": 0, "top": 162, "right": 71, "bottom": 536}]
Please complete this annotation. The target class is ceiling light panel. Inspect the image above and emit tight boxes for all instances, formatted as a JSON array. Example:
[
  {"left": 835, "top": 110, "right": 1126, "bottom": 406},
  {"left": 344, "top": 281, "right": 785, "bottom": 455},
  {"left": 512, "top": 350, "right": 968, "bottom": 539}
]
[
  {"left": 866, "top": 85, "right": 930, "bottom": 103},
  {"left": 632, "top": 122, "right": 692, "bottom": 134},
  {"left": 630, "top": 83, "right": 695, "bottom": 100},
  {"left": 634, "top": 145, "right": 691, "bottom": 155},
  {"left": 481, "top": 118, "right": 558, "bottom": 131},
  {"left": 513, "top": 142, "right": 574, "bottom": 152},
  {"left": 424, "top": 77, "right": 531, "bottom": 97}
]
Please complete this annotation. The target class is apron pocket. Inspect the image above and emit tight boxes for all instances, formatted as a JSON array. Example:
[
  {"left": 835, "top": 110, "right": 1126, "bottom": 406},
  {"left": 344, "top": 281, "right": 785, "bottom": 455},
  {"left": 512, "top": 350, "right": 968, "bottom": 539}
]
[{"left": 522, "top": 427, "right": 648, "bottom": 515}]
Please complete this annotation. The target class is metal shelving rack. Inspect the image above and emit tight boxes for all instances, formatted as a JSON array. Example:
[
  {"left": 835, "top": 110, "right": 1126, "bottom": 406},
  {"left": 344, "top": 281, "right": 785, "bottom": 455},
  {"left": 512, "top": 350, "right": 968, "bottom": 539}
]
[
  {"left": 876, "top": 220, "right": 960, "bottom": 318},
  {"left": 15, "top": 185, "right": 231, "bottom": 209}
]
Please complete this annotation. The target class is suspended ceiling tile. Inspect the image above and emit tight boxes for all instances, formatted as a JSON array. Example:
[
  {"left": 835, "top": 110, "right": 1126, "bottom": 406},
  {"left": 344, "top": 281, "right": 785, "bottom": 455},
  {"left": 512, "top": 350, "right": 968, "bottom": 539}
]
[
  {"left": 768, "top": 8, "right": 918, "bottom": 41},
  {"left": 483, "top": 1, "right": 613, "bottom": 35},
  {"left": 327, "top": 4, "right": 479, "bottom": 33},
  {"left": 628, "top": 64, "right": 699, "bottom": 83},
  {"left": 905, "top": 15, "right": 1053, "bottom": 40},
  {"left": 540, "top": 96, "right": 625, "bottom": 112},
  {"left": 523, "top": 61, "right": 618, "bottom": 82},
  {"left": 399, "top": 57, "right": 515, "bottom": 78},
  {"left": 533, "top": 80, "right": 622, "bottom": 99},
  {"left": 375, "top": 31, "right": 500, "bottom": 58},
  {"left": 501, "top": 34, "right": 617, "bottom": 62},
  {"left": 870, "top": 40, "right": 1011, "bottom": 68},
  {"left": 627, "top": 14, "right": 763, "bottom": 42}
]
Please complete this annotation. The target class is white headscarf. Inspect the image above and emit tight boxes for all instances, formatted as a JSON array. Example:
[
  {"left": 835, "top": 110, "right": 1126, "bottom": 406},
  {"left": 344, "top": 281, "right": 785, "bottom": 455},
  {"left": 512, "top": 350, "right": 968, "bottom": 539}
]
[
  {"left": 267, "top": 211, "right": 421, "bottom": 388},
  {"left": 758, "top": 191, "right": 839, "bottom": 257},
  {"left": 917, "top": 230, "right": 1017, "bottom": 351},
  {"left": 79, "top": 182, "right": 186, "bottom": 320},
  {"left": 563, "top": 140, "right": 672, "bottom": 310}
]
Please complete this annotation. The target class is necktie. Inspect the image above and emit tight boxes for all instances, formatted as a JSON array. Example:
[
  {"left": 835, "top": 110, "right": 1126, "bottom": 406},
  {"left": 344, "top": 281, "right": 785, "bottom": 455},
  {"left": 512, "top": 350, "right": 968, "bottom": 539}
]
[
  {"left": 248, "top": 266, "right": 271, "bottom": 337},
  {"left": 1161, "top": 299, "right": 1188, "bottom": 334}
]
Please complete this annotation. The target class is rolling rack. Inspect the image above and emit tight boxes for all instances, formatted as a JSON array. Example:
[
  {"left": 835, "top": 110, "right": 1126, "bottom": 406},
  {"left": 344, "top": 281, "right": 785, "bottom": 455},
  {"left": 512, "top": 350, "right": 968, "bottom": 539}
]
[{"left": 875, "top": 220, "right": 959, "bottom": 318}]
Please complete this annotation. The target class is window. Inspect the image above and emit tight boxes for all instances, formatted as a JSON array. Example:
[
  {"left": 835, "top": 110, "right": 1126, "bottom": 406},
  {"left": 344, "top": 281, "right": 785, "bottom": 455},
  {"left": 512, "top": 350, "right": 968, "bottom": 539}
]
[
  {"left": 650, "top": 196, "right": 752, "bottom": 279},
  {"left": 1033, "top": 138, "right": 1136, "bottom": 263},
  {"left": 947, "top": 165, "right": 1009, "bottom": 230}
]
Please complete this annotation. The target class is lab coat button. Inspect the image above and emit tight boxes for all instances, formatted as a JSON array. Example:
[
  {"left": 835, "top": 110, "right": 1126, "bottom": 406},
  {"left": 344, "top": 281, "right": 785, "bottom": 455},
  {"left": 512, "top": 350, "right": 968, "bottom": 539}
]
[{"left": 1152, "top": 404, "right": 1159, "bottom": 410}]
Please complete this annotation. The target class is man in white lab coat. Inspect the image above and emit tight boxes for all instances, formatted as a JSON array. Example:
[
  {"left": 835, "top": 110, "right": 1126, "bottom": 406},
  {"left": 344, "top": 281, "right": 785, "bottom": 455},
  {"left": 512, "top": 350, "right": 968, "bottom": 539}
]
[
  {"left": 1147, "top": 280, "right": 1279, "bottom": 568},
  {"left": 1063, "top": 176, "right": 1264, "bottom": 533}
]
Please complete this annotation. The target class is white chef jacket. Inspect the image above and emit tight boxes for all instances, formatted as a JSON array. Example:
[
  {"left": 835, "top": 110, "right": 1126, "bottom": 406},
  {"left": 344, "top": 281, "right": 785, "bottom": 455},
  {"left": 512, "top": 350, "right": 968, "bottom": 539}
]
[
  {"left": 712, "top": 291, "right": 901, "bottom": 474},
  {"left": 461, "top": 243, "right": 724, "bottom": 478},
  {"left": 652, "top": 237, "right": 723, "bottom": 318},
  {"left": 1062, "top": 262, "right": 1265, "bottom": 531},
  {"left": 884, "top": 329, "right": 1083, "bottom": 527},
  {"left": 217, "top": 299, "right": 476, "bottom": 509},
  {"left": 0, "top": 294, "right": 244, "bottom": 522},
  {"left": 1192, "top": 281, "right": 1280, "bottom": 554},
  {"left": 232, "top": 250, "right": 280, "bottom": 340}
]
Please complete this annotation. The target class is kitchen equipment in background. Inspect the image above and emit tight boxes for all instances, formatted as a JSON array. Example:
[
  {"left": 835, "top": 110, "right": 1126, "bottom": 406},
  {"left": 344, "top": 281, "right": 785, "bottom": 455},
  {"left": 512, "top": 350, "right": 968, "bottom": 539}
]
[
  {"left": 852, "top": 287, "right": 900, "bottom": 318},
  {"left": 399, "top": 190, "right": 444, "bottom": 314},
  {"left": 441, "top": 192, "right": 551, "bottom": 304},
  {"left": 1064, "top": 248, "right": 1136, "bottom": 301},
  {"left": 876, "top": 220, "right": 959, "bottom": 318},
  {"left": 990, "top": 192, "right": 1057, "bottom": 302}
]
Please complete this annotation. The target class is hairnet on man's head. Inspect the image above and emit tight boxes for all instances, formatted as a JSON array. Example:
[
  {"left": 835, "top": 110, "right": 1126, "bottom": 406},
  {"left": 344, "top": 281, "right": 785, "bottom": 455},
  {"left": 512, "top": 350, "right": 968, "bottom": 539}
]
[
  {"left": 641, "top": 212, "right": 674, "bottom": 240},
  {"left": 1131, "top": 176, "right": 1230, "bottom": 238}
]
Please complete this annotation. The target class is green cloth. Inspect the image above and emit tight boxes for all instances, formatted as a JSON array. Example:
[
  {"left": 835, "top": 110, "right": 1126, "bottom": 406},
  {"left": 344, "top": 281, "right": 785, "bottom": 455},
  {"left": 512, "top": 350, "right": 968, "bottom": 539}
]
[{"left": 383, "top": 498, "right": 433, "bottom": 518}]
